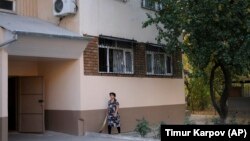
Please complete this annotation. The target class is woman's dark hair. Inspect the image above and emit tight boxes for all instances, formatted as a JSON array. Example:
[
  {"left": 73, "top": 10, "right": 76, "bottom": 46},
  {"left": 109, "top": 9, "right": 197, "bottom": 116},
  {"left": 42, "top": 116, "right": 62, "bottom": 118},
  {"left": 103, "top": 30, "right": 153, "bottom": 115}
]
[{"left": 109, "top": 92, "right": 116, "bottom": 97}]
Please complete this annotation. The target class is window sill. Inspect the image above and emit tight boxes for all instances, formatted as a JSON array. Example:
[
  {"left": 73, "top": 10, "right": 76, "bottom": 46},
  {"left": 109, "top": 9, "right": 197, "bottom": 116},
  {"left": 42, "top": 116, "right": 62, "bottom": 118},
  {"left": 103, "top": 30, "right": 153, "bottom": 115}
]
[
  {"left": 147, "top": 73, "right": 173, "bottom": 76},
  {"left": 0, "top": 9, "right": 16, "bottom": 14},
  {"left": 99, "top": 72, "right": 134, "bottom": 75}
]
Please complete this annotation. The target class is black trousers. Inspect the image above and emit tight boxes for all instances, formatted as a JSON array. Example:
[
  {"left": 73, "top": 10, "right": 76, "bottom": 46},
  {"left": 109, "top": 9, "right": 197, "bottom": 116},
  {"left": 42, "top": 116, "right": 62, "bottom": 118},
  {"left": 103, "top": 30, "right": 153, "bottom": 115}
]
[{"left": 108, "top": 125, "right": 121, "bottom": 134}]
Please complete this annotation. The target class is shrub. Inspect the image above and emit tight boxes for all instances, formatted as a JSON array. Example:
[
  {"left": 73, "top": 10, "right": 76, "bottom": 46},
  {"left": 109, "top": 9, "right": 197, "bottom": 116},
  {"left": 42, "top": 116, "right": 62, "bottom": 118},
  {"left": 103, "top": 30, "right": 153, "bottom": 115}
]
[{"left": 134, "top": 117, "right": 151, "bottom": 137}]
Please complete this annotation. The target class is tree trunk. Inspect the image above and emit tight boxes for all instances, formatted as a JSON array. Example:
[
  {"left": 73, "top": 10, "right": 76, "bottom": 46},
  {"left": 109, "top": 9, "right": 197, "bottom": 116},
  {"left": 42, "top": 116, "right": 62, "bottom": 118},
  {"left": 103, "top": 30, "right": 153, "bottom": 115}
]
[{"left": 209, "top": 63, "right": 231, "bottom": 124}]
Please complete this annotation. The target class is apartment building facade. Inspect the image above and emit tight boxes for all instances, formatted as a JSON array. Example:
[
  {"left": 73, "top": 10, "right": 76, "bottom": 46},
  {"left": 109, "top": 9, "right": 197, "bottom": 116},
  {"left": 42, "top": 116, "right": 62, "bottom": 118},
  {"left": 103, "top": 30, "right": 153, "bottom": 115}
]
[{"left": 0, "top": 0, "right": 185, "bottom": 140}]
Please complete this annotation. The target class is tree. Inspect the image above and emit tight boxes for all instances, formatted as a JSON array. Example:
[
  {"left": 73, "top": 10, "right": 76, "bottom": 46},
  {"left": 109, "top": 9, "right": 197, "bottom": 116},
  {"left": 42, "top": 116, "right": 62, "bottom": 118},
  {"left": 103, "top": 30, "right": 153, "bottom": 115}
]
[
  {"left": 144, "top": 0, "right": 250, "bottom": 123},
  {"left": 184, "top": 55, "right": 211, "bottom": 111}
]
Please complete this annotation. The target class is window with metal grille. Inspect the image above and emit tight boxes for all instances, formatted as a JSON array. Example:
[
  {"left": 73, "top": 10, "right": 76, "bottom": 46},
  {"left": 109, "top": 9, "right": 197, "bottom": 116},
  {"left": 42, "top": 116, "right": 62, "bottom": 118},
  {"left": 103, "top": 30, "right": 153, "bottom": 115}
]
[
  {"left": 99, "top": 37, "right": 134, "bottom": 74},
  {"left": 146, "top": 51, "right": 173, "bottom": 75},
  {"left": 0, "top": 0, "right": 15, "bottom": 12},
  {"left": 141, "top": 0, "right": 162, "bottom": 11}
]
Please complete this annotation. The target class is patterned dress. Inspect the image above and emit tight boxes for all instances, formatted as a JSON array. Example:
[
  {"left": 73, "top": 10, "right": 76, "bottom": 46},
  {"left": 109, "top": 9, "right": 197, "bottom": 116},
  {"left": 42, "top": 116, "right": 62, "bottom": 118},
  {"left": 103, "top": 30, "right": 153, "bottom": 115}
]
[{"left": 107, "top": 100, "right": 120, "bottom": 127}]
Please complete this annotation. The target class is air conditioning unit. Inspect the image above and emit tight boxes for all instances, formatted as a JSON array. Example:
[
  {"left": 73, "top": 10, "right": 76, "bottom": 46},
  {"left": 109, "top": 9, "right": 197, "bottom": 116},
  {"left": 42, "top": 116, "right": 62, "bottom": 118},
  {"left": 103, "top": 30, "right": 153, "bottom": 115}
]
[{"left": 53, "top": 0, "right": 77, "bottom": 17}]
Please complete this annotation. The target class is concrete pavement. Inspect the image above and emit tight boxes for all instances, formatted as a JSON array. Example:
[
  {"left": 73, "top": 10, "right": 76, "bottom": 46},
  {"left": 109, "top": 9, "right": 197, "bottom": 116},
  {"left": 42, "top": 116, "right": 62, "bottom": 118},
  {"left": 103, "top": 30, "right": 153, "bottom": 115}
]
[{"left": 9, "top": 131, "right": 159, "bottom": 141}]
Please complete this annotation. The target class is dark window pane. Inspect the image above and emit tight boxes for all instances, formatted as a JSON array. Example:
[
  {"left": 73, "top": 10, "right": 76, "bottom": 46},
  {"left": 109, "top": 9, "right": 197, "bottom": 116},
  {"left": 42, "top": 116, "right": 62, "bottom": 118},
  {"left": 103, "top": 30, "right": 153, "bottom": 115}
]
[
  {"left": 143, "top": 0, "right": 155, "bottom": 10},
  {"left": 0, "top": 1, "right": 13, "bottom": 11},
  {"left": 109, "top": 49, "right": 113, "bottom": 72},
  {"left": 99, "top": 48, "right": 107, "bottom": 72},
  {"left": 99, "top": 38, "right": 115, "bottom": 47},
  {"left": 117, "top": 41, "right": 132, "bottom": 49},
  {"left": 166, "top": 56, "right": 172, "bottom": 74}
]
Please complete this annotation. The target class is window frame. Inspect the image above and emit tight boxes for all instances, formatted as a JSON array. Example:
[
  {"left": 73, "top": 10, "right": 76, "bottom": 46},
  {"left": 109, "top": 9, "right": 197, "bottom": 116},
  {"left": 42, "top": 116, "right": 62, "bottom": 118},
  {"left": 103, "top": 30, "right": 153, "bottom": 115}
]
[
  {"left": 141, "top": 0, "right": 162, "bottom": 11},
  {"left": 0, "top": 0, "right": 16, "bottom": 13},
  {"left": 146, "top": 51, "right": 173, "bottom": 76},
  {"left": 99, "top": 44, "right": 134, "bottom": 74}
]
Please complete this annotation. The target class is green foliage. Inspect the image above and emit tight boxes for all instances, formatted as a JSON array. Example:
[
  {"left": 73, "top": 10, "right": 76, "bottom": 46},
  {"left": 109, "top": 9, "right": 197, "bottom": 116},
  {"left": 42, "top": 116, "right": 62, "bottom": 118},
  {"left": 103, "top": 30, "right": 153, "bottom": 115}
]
[
  {"left": 184, "top": 56, "right": 212, "bottom": 111},
  {"left": 134, "top": 117, "right": 151, "bottom": 137},
  {"left": 144, "top": 0, "right": 250, "bottom": 75},
  {"left": 144, "top": 0, "right": 250, "bottom": 121},
  {"left": 186, "top": 73, "right": 211, "bottom": 111}
]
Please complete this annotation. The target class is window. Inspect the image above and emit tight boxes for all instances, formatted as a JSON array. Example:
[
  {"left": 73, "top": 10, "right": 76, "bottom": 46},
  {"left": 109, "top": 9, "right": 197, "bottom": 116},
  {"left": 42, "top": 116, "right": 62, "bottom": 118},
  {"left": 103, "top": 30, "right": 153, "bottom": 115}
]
[
  {"left": 146, "top": 51, "right": 172, "bottom": 75},
  {"left": 141, "top": 0, "right": 162, "bottom": 11},
  {"left": 99, "top": 38, "right": 134, "bottom": 74},
  {"left": 0, "top": 0, "right": 15, "bottom": 13}
]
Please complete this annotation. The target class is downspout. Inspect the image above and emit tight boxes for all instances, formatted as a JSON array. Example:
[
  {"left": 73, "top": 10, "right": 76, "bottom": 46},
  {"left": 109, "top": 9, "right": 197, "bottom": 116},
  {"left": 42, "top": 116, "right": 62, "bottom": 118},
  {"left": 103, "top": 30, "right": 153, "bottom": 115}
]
[{"left": 0, "top": 34, "right": 18, "bottom": 48}]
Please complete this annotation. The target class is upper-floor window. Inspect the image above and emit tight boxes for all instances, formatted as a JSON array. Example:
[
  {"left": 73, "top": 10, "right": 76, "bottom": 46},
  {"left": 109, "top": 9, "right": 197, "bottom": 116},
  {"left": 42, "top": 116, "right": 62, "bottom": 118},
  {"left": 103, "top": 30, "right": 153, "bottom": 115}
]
[
  {"left": 0, "top": 0, "right": 15, "bottom": 13},
  {"left": 99, "top": 37, "right": 134, "bottom": 74},
  {"left": 146, "top": 45, "right": 172, "bottom": 75},
  {"left": 141, "top": 0, "right": 162, "bottom": 11}
]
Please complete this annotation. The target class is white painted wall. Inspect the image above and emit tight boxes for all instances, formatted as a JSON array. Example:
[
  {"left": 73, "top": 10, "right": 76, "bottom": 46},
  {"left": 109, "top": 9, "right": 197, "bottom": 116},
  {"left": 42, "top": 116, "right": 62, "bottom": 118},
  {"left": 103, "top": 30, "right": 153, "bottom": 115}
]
[
  {"left": 81, "top": 76, "right": 185, "bottom": 110},
  {"left": 80, "top": 0, "right": 159, "bottom": 43},
  {"left": 38, "top": 59, "right": 82, "bottom": 111},
  {"left": 0, "top": 48, "right": 8, "bottom": 117}
]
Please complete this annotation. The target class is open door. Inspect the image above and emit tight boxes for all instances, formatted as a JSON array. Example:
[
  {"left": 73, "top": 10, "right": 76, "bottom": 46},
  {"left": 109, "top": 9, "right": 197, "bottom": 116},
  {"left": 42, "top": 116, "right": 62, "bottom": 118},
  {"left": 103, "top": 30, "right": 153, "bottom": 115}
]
[{"left": 18, "top": 77, "right": 44, "bottom": 133}]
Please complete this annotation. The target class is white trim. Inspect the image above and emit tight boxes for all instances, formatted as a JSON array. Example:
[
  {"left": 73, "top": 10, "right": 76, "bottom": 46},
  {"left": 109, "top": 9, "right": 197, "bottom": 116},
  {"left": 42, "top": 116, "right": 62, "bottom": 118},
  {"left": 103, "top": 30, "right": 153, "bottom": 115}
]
[{"left": 99, "top": 44, "right": 134, "bottom": 74}]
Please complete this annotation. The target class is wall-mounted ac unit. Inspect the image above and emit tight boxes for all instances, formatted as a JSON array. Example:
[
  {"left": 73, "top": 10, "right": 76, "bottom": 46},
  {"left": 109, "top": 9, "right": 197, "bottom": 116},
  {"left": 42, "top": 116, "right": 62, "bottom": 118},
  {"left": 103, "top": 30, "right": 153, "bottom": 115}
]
[
  {"left": 53, "top": 0, "right": 77, "bottom": 17},
  {"left": 0, "top": 0, "right": 16, "bottom": 13}
]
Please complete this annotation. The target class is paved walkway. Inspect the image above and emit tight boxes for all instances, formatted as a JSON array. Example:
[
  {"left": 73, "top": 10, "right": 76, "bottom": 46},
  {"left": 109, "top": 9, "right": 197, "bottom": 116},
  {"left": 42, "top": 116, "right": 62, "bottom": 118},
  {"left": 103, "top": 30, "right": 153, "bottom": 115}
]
[{"left": 9, "top": 131, "right": 158, "bottom": 141}]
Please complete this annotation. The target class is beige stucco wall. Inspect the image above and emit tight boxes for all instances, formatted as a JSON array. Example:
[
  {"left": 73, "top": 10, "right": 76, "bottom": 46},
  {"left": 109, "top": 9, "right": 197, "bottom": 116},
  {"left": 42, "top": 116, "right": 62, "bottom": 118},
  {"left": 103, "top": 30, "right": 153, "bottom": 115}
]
[
  {"left": 80, "top": 0, "right": 159, "bottom": 43},
  {"left": 81, "top": 76, "right": 185, "bottom": 111},
  {"left": 14, "top": 0, "right": 160, "bottom": 43},
  {"left": 0, "top": 48, "right": 8, "bottom": 117},
  {"left": 16, "top": 0, "right": 38, "bottom": 17},
  {"left": 15, "top": 0, "right": 80, "bottom": 33},
  {"left": 37, "top": 0, "right": 80, "bottom": 33},
  {"left": 8, "top": 56, "right": 83, "bottom": 111},
  {"left": 38, "top": 59, "right": 82, "bottom": 111},
  {"left": 8, "top": 60, "right": 38, "bottom": 76}
]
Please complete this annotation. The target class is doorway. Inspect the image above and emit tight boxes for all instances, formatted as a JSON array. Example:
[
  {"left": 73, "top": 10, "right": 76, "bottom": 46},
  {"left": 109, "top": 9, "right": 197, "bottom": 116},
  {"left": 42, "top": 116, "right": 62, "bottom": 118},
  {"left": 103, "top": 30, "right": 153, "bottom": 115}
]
[
  {"left": 8, "top": 76, "right": 45, "bottom": 133},
  {"left": 8, "top": 77, "right": 18, "bottom": 131}
]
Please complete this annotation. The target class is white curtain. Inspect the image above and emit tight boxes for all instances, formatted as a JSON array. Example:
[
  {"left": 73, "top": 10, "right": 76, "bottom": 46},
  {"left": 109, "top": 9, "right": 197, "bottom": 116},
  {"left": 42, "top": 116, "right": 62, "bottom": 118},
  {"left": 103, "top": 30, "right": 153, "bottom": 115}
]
[
  {"left": 125, "top": 52, "right": 132, "bottom": 72},
  {"left": 113, "top": 49, "right": 124, "bottom": 73},
  {"left": 154, "top": 54, "right": 165, "bottom": 74}
]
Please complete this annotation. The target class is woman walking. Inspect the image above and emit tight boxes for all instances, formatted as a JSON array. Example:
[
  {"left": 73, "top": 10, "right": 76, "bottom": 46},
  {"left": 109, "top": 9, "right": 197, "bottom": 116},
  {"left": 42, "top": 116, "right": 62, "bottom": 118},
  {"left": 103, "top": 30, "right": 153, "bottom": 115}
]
[{"left": 107, "top": 92, "right": 121, "bottom": 134}]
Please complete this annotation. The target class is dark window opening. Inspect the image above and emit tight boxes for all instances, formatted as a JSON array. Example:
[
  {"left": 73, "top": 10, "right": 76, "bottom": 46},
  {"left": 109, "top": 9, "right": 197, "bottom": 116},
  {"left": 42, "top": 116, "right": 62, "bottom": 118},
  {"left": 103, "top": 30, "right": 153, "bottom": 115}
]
[
  {"left": 0, "top": 0, "right": 14, "bottom": 11},
  {"left": 99, "top": 48, "right": 107, "bottom": 72}
]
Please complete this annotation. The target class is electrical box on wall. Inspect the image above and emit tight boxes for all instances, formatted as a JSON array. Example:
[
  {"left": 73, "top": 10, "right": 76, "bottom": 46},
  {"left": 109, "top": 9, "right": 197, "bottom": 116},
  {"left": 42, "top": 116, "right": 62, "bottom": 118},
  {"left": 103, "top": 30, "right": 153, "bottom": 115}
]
[{"left": 53, "top": 0, "right": 77, "bottom": 17}]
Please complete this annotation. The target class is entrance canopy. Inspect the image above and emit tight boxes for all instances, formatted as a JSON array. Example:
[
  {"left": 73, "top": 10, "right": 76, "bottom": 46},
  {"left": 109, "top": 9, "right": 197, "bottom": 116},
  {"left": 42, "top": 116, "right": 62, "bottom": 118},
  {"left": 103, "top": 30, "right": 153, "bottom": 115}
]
[{"left": 0, "top": 12, "right": 91, "bottom": 59}]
